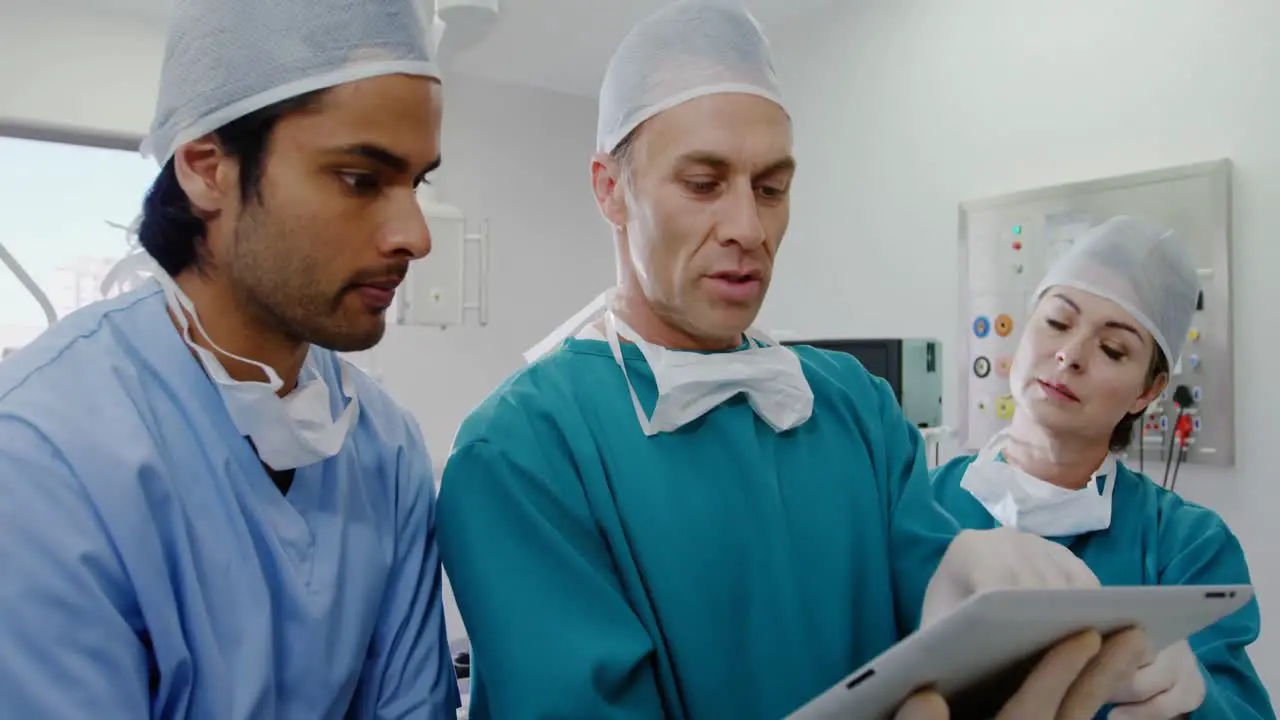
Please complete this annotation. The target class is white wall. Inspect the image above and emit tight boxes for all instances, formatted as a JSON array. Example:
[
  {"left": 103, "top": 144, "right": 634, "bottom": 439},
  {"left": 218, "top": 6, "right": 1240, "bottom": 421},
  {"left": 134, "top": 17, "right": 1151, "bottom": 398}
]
[
  {"left": 767, "top": 0, "right": 1280, "bottom": 688},
  {"left": 1, "top": 1, "right": 613, "bottom": 640}
]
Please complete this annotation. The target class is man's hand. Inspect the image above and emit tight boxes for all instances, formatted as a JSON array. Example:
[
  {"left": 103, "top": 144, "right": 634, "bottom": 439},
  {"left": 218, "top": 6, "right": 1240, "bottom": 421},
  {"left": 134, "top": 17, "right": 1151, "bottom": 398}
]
[
  {"left": 894, "top": 629, "right": 1149, "bottom": 720},
  {"left": 921, "top": 528, "right": 1101, "bottom": 627},
  {"left": 1106, "top": 640, "right": 1205, "bottom": 719}
]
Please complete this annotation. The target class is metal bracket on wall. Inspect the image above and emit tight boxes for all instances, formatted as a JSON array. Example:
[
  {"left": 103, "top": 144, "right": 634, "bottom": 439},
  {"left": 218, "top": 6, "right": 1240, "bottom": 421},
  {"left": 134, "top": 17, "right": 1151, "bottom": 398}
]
[{"left": 461, "top": 218, "right": 491, "bottom": 327}]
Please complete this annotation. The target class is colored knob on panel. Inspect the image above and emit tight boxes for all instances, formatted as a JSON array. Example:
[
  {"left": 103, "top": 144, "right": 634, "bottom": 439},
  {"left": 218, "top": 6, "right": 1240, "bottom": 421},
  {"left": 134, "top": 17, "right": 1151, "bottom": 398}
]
[
  {"left": 994, "top": 314, "right": 1014, "bottom": 337},
  {"left": 995, "top": 356, "right": 1013, "bottom": 377},
  {"left": 1012, "top": 241, "right": 1023, "bottom": 251},
  {"left": 995, "top": 395, "right": 1015, "bottom": 420},
  {"left": 1188, "top": 328, "right": 1200, "bottom": 341},
  {"left": 973, "top": 316, "right": 991, "bottom": 338},
  {"left": 973, "top": 356, "right": 991, "bottom": 378}
]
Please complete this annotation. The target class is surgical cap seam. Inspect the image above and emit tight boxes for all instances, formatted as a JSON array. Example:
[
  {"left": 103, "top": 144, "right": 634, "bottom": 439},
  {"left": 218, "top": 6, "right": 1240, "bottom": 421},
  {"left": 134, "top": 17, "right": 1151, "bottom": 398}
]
[
  {"left": 599, "top": 83, "right": 787, "bottom": 153},
  {"left": 147, "top": 59, "right": 440, "bottom": 161}
]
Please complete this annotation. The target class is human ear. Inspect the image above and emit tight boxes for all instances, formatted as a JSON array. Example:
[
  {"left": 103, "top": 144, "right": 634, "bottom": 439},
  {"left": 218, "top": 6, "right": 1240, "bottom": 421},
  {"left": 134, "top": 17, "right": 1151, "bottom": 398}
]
[
  {"left": 172, "top": 136, "right": 239, "bottom": 218},
  {"left": 590, "top": 151, "right": 628, "bottom": 230},
  {"left": 1130, "top": 372, "right": 1169, "bottom": 414}
]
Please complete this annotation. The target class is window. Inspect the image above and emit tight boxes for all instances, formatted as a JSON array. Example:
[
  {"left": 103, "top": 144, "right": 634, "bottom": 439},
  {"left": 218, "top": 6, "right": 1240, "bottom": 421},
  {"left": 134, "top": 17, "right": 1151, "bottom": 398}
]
[{"left": 0, "top": 135, "right": 157, "bottom": 356}]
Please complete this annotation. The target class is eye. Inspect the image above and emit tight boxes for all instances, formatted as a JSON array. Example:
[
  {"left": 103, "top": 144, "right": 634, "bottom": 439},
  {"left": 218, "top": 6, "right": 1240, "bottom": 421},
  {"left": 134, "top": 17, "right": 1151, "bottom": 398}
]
[
  {"left": 757, "top": 184, "right": 787, "bottom": 199},
  {"left": 1101, "top": 344, "right": 1126, "bottom": 361},
  {"left": 338, "top": 171, "right": 381, "bottom": 196},
  {"left": 1045, "top": 319, "right": 1068, "bottom": 331},
  {"left": 684, "top": 179, "right": 719, "bottom": 194}
]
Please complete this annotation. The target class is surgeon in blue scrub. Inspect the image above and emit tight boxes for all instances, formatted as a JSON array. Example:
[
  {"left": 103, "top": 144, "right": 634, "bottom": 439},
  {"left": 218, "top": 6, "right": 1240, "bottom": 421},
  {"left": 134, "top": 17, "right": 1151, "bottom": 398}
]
[
  {"left": 436, "top": 3, "right": 1150, "bottom": 719},
  {"left": 0, "top": 0, "right": 458, "bottom": 717},
  {"left": 931, "top": 216, "right": 1274, "bottom": 719}
]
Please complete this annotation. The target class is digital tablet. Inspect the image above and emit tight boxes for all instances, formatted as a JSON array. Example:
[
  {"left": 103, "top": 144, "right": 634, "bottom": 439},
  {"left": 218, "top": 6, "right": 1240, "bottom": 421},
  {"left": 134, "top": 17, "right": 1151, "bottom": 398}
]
[{"left": 787, "top": 584, "right": 1252, "bottom": 720}]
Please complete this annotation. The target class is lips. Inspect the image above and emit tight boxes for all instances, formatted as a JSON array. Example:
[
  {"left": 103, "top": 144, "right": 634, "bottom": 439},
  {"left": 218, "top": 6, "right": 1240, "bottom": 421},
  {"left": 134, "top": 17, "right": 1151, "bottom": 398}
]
[
  {"left": 704, "top": 269, "right": 764, "bottom": 303},
  {"left": 708, "top": 269, "right": 763, "bottom": 283},
  {"left": 1037, "top": 378, "right": 1080, "bottom": 402},
  {"left": 350, "top": 275, "right": 405, "bottom": 310}
]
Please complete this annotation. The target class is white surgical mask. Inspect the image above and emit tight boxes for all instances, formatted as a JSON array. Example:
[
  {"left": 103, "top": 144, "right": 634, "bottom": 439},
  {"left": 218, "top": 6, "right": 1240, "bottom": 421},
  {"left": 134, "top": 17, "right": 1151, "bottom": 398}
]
[
  {"left": 604, "top": 310, "right": 813, "bottom": 436},
  {"left": 960, "top": 430, "right": 1116, "bottom": 538},
  {"left": 155, "top": 271, "right": 360, "bottom": 471}
]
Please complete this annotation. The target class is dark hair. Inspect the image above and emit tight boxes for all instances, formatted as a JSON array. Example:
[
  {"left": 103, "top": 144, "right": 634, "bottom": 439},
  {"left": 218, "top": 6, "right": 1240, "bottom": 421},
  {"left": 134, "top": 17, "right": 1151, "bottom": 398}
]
[
  {"left": 137, "top": 91, "right": 324, "bottom": 276},
  {"left": 1108, "top": 345, "right": 1170, "bottom": 452}
]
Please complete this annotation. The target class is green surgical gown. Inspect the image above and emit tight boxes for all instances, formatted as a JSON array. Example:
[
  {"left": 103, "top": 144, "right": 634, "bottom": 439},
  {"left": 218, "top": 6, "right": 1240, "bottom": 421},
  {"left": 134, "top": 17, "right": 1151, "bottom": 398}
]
[
  {"left": 437, "top": 338, "right": 963, "bottom": 719},
  {"left": 931, "top": 455, "right": 1275, "bottom": 719}
]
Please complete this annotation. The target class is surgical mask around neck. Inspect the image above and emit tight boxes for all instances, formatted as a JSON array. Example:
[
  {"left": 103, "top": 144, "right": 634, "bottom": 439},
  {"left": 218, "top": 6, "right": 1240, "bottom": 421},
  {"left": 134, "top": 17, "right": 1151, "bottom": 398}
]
[
  {"left": 154, "top": 271, "right": 359, "bottom": 471},
  {"left": 604, "top": 310, "right": 813, "bottom": 437},
  {"left": 960, "top": 430, "right": 1116, "bottom": 537}
]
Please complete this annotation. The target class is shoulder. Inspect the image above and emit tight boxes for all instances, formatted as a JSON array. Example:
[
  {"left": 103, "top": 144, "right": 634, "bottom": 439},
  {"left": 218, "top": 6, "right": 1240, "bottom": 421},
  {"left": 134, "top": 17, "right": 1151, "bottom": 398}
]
[
  {"left": 0, "top": 286, "right": 160, "bottom": 408},
  {"left": 451, "top": 341, "right": 614, "bottom": 449},
  {"left": 1113, "top": 461, "right": 1227, "bottom": 533},
  {"left": 1113, "top": 462, "right": 1248, "bottom": 579},
  {"left": 0, "top": 288, "right": 167, "bottom": 473}
]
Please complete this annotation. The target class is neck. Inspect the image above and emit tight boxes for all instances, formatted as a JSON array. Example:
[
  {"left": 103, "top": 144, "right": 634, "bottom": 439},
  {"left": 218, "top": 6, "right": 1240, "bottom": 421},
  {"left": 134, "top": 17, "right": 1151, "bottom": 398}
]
[
  {"left": 1000, "top": 414, "right": 1110, "bottom": 490},
  {"left": 610, "top": 258, "right": 741, "bottom": 351},
  {"left": 170, "top": 270, "right": 309, "bottom": 395}
]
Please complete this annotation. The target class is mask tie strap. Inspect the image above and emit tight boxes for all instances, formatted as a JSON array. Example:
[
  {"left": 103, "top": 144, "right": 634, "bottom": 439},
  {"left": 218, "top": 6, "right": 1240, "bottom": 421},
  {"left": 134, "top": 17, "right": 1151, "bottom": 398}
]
[{"left": 605, "top": 311, "right": 656, "bottom": 436}]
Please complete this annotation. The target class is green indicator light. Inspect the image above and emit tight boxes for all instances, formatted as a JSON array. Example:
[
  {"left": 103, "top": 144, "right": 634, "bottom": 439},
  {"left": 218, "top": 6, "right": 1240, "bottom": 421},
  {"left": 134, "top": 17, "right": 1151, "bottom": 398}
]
[{"left": 1012, "top": 225, "right": 1023, "bottom": 235}]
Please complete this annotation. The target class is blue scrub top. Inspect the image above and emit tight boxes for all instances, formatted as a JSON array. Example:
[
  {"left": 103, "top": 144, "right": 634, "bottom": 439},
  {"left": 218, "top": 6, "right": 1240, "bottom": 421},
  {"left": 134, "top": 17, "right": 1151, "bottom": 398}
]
[
  {"left": 437, "top": 336, "right": 963, "bottom": 719},
  {"left": 932, "top": 455, "right": 1275, "bottom": 719},
  {"left": 0, "top": 283, "right": 459, "bottom": 719}
]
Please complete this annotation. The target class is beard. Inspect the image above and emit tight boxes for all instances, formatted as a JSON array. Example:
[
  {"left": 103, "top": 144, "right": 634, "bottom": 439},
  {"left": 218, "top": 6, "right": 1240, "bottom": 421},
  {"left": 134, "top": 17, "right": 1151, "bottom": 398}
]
[{"left": 222, "top": 204, "right": 389, "bottom": 353}]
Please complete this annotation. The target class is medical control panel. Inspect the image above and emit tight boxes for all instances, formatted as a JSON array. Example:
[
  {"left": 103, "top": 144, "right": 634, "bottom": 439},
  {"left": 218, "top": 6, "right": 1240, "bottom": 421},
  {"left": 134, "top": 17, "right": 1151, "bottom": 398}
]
[{"left": 957, "top": 160, "right": 1235, "bottom": 467}]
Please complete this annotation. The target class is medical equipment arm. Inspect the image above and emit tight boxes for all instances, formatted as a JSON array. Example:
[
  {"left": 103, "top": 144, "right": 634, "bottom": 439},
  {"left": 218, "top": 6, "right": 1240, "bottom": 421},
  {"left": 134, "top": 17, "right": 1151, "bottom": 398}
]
[
  {"left": 0, "top": 417, "right": 149, "bottom": 716},
  {"left": 0, "top": 240, "right": 57, "bottom": 327},
  {"left": 437, "top": 439, "right": 666, "bottom": 720},
  {"left": 1157, "top": 508, "right": 1275, "bottom": 719},
  {"left": 348, "top": 417, "right": 461, "bottom": 719}
]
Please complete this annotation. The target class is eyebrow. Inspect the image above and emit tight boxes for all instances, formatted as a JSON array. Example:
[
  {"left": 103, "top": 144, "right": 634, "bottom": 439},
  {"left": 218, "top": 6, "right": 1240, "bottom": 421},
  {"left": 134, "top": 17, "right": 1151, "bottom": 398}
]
[
  {"left": 674, "top": 151, "right": 797, "bottom": 178},
  {"left": 1050, "top": 293, "right": 1145, "bottom": 340},
  {"left": 329, "top": 143, "right": 442, "bottom": 179}
]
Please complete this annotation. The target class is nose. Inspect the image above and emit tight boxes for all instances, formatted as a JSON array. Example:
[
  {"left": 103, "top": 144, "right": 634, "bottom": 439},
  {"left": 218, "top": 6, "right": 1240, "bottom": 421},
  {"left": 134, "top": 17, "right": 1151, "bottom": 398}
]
[
  {"left": 379, "top": 189, "right": 433, "bottom": 260},
  {"left": 717, "top": 181, "right": 766, "bottom": 250},
  {"left": 1055, "top": 335, "right": 1087, "bottom": 371}
]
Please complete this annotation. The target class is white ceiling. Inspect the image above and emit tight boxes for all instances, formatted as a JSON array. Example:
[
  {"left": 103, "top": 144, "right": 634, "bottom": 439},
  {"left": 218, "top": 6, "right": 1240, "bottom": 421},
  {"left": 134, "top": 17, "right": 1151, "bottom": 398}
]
[{"left": 56, "top": 0, "right": 835, "bottom": 97}]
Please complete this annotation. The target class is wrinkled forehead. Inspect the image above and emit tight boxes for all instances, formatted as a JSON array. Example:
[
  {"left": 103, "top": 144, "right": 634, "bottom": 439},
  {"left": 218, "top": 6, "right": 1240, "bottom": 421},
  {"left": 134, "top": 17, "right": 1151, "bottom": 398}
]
[{"left": 632, "top": 92, "right": 792, "bottom": 171}]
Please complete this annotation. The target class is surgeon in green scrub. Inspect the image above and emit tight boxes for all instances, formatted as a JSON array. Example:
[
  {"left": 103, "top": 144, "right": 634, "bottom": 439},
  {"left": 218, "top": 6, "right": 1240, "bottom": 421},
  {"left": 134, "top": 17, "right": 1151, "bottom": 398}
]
[
  {"left": 437, "top": 2, "right": 1149, "bottom": 718},
  {"left": 931, "top": 216, "right": 1274, "bottom": 719}
]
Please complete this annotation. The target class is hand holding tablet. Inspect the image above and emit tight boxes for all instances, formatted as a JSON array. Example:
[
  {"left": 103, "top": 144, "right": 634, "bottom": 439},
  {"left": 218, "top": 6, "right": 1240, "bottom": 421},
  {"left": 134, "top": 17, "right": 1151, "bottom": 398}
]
[{"left": 788, "top": 584, "right": 1251, "bottom": 720}]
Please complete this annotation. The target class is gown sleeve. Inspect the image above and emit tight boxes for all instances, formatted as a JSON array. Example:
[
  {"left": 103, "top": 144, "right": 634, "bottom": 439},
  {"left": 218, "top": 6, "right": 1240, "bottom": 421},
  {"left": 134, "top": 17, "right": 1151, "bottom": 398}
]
[
  {"left": 436, "top": 435, "right": 665, "bottom": 720},
  {"left": 1158, "top": 503, "right": 1276, "bottom": 719},
  {"left": 0, "top": 416, "right": 151, "bottom": 717},
  {"left": 871, "top": 376, "right": 964, "bottom": 636},
  {"left": 348, "top": 416, "right": 461, "bottom": 719}
]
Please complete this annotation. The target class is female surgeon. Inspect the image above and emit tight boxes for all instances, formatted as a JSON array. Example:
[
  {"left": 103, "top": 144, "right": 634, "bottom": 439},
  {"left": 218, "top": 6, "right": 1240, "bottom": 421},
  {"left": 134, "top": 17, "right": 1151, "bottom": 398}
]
[{"left": 931, "top": 215, "right": 1274, "bottom": 718}]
